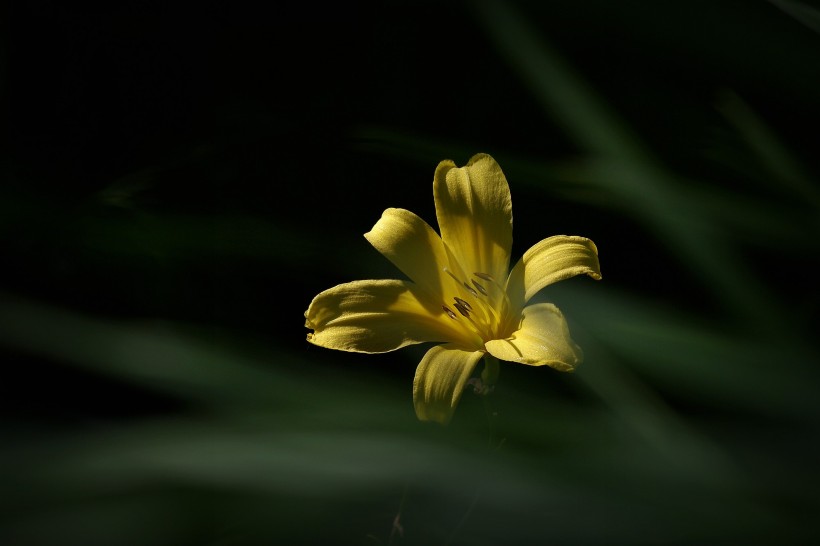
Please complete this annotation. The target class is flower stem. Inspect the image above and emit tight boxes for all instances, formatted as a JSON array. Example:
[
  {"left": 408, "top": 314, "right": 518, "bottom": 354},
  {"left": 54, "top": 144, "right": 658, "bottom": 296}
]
[
  {"left": 480, "top": 355, "right": 503, "bottom": 449},
  {"left": 481, "top": 354, "right": 499, "bottom": 389}
]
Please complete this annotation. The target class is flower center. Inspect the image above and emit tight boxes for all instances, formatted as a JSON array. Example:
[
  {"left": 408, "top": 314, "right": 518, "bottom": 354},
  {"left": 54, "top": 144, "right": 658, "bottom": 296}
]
[{"left": 441, "top": 269, "right": 514, "bottom": 346}]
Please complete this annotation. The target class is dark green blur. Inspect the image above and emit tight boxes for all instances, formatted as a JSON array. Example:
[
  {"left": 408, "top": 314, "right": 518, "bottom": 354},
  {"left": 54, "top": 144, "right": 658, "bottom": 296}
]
[{"left": 2, "top": 1, "right": 819, "bottom": 544}]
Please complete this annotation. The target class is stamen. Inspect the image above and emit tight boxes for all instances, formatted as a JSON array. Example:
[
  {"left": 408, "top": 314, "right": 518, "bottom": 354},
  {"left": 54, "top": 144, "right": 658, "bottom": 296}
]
[
  {"left": 444, "top": 267, "right": 475, "bottom": 294},
  {"left": 474, "top": 272, "right": 506, "bottom": 293},
  {"left": 462, "top": 282, "right": 479, "bottom": 296},
  {"left": 442, "top": 267, "right": 507, "bottom": 341},
  {"left": 471, "top": 273, "right": 514, "bottom": 335},
  {"left": 453, "top": 302, "right": 471, "bottom": 317},
  {"left": 461, "top": 307, "right": 493, "bottom": 340},
  {"left": 442, "top": 305, "right": 458, "bottom": 320},
  {"left": 453, "top": 297, "right": 472, "bottom": 311}
]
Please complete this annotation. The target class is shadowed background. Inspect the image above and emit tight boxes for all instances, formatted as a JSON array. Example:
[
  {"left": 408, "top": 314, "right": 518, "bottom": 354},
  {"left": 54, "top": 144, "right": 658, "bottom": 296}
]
[{"left": 2, "top": 0, "right": 819, "bottom": 544}]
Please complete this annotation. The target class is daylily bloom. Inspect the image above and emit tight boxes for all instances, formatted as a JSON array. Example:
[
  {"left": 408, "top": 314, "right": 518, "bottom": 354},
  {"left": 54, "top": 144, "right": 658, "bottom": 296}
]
[{"left": 305, "top": 153, "right": 601, "bottom": 424}]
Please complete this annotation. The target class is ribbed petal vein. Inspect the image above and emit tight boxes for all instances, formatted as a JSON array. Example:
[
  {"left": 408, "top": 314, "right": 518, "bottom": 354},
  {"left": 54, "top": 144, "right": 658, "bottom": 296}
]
[
  {"left": 434, "top": 153, "right": 513, "bottom": 283},
  {"left": 485, "top": 303, "right": 583, "bottom": 371},
  {"left": 505, "top": 235, "right": 601, "bottom": 312},
  {"left": 413, "top": 344, "right": 484, "bottom": 424},
  {"left": 305, "top": 279, "right": 469, "bottom": 353},
  {"left": 364, "top": 208, "right": 451, "bottom": 299}
]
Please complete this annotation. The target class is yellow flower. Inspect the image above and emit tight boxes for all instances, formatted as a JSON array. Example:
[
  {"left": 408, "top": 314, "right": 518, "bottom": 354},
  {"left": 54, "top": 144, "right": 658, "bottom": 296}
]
[{"left": 305, "top": 153, "right": 601, "bottom": 424}]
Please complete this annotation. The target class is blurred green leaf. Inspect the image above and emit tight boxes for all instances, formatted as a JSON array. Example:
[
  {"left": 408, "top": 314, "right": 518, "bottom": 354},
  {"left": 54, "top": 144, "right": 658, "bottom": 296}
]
[{"left": 769, "top": 0, "right": 820, "bottom": 34}]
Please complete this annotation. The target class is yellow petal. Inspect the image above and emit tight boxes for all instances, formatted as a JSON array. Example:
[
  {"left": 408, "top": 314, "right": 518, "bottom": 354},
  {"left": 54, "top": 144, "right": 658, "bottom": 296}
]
[
  {"left": 305, "top": 280, "right": 469, "bottom": 353},
  {"left": 413, "top": 344, "right": 484, "bottom": 425},
  {"left": 506, "top": 235, "right": 601, "bottom": 311},
  {"left": 433, "top": 153, "right": 513, "bottom": 283},
  {"left": 485, "top": 303, "right": 582, "bottom": 371},
  {"left": 364, "top": 208, "right": 450, "bottom": 299}
]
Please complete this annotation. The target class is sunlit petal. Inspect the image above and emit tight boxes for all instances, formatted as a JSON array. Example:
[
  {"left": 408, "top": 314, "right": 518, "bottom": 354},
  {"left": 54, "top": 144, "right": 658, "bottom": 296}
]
[
  {"left": 413, "top": 344, "right": 484, "bottom": 424},
  {"left": 485, "top": 303, "right": 582, "bottom": 371},
  {"left": 364, "top": 208, "right": 452, "bottom": 298},
  {"left": 305, "top": 280, "right": 469, "bottom": 352},
  {"left": 506, "top": 235, "right": 601, "bottom": 310},
  {"left": 434, "top": 153, "right": 513, "bottom": 283}
]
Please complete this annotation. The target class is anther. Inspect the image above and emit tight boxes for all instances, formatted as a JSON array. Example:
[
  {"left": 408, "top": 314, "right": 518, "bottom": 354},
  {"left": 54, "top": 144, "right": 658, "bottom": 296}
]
[
  {"left": 453, "top": 302, "right": 471, "bottom": 317},
  {"left": 471, "top": 279, "right": 488, "bottom": 296},
  {"left": 474, "top": 272, "right": 495, "bottom": 281},
  {"left": 462, "top": 282, "right": 479, "bottom": 296},
  {"left": 453, "top": 297, "right": 472, "bottom": 311},
  {"left": 442, "top": 305, "right": 458, "bottom": 320}
]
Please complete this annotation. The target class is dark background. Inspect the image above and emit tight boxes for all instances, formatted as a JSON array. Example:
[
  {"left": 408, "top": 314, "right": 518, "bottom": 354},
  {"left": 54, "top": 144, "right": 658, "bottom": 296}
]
[{"left": 2, "top": 1, "right": 820, "bottom": 545}]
